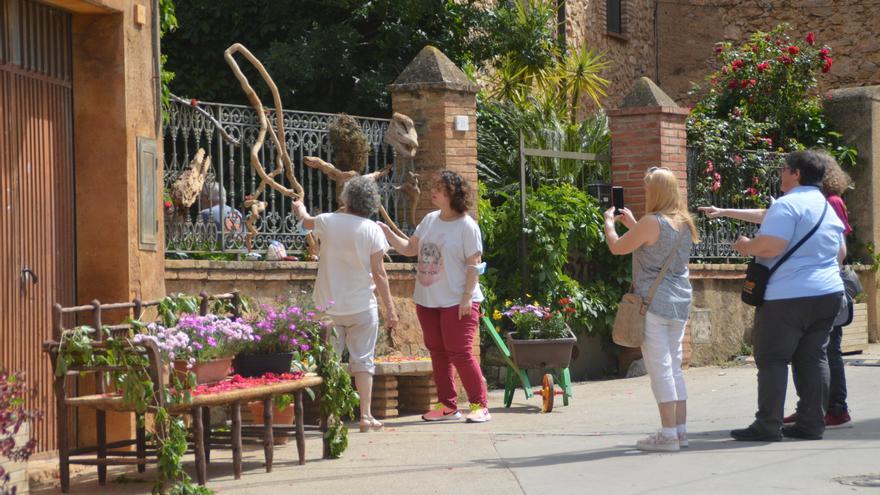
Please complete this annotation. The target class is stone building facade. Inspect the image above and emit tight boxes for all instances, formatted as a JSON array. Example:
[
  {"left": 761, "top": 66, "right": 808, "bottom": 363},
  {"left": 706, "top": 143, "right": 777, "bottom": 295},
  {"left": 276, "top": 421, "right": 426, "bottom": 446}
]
[{"left": 561, "top": 0, "right": 880, "bottom": 107}]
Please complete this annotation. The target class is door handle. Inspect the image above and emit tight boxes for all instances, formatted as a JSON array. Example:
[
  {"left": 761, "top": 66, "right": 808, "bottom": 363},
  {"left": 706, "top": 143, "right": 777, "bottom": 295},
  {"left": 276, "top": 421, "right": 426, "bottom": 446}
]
[{"left": 20, "top": 266, "right": 38, "bottom": 291}]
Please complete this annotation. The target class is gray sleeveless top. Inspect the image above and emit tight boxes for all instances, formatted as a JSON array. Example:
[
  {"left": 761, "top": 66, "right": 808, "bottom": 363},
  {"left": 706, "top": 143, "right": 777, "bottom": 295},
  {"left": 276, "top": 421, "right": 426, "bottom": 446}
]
[{"left": 632, "top": 215, "right": 693, "bottom": 321}]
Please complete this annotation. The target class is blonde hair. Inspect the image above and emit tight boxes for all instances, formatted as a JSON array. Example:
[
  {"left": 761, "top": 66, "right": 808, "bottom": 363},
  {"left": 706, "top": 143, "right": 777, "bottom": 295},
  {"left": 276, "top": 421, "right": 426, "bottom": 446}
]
[
  {"left": 820, "top": 156, "right": 853, "bottom": 197},
  {"left": 644, "top": 168, "right": 699, "bottom": 243}
]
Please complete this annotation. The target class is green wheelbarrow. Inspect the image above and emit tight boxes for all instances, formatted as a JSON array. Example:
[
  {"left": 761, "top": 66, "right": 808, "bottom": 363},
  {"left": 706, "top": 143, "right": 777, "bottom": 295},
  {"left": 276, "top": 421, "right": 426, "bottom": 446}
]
[{"left": 481, "top": 316, "right": 575, "bottom": 412}]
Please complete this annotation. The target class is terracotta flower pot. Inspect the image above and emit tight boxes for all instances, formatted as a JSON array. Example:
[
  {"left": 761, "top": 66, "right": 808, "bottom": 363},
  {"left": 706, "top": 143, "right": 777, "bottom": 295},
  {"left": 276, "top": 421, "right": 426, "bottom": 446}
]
[
  {"left": 247, "top": 400, "right": 295, "bottom": 445},
  {"left": 173, "top": 357, "right": 233, "bottom": 385}
]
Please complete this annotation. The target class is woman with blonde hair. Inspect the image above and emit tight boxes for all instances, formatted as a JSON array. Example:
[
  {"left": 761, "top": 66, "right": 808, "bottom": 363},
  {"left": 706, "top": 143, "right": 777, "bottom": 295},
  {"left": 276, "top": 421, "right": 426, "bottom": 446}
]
[{"left": 604, "top": 167, "right": 698, "bottom": 452}]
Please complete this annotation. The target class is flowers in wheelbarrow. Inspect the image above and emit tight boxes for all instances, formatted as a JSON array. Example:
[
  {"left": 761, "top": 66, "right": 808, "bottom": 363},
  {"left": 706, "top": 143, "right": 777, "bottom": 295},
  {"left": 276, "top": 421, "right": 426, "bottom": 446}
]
[{"left": 501, "top": 298, "right": 574, "bottom": 340}]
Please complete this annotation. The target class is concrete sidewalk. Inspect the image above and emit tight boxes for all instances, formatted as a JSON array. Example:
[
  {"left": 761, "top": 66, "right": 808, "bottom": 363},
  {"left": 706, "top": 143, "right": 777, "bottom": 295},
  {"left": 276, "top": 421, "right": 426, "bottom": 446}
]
[{"left": 35, "top": 347, "right": 880, "bottom": 494}]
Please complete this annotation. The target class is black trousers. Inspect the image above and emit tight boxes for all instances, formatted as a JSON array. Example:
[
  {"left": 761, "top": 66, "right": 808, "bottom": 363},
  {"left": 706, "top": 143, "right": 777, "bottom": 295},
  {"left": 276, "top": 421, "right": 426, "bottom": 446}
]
[{"left": 751, "top": 292, "right": 843, "bottom": 436}]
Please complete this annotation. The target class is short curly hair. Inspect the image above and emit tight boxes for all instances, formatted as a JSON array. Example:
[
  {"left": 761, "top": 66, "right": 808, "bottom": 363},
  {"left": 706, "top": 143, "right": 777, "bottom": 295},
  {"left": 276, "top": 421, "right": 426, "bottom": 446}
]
[
  {"left": 340, "top": 176, "right": 381, "bottom": 217},
  {"left": 821, "top": 155, "right": 853, "bottom": 197},
  {"left": 436, "top": 170, "right": 472, "bottom": 214}
]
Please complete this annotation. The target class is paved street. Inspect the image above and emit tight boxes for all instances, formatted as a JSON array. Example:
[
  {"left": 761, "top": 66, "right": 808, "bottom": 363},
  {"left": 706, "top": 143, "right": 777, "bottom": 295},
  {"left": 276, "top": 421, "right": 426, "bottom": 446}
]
[{"left": 38, "top": 347, "right": 880, "bottom": 495}]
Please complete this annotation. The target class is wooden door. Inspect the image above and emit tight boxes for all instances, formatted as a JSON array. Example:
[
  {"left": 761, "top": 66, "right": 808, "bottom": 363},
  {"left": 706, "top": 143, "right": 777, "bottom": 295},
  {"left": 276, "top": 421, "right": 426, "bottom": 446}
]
[{"left": 1, "top": 0, "right": 76, "bottom": 453}]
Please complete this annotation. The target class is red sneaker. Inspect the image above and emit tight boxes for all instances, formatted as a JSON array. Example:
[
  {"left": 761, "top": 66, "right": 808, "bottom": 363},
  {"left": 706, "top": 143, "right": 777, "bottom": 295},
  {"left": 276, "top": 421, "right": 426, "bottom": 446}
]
[
  {"left": 824, "top": 411, "right": 852, "bottom": 429},
  {"left": 782, "top": 413, "right": 797, "bottom": 425}
]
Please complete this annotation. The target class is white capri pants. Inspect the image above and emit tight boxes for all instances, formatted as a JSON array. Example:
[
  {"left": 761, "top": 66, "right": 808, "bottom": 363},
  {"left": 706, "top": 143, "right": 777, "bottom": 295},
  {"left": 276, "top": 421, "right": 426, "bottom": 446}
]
[
  {"left": 330, "top": 308, "right": 379, "bottom": 374},
  {"left": 641, "top": 311, "right": 688, "bottom": 404}
]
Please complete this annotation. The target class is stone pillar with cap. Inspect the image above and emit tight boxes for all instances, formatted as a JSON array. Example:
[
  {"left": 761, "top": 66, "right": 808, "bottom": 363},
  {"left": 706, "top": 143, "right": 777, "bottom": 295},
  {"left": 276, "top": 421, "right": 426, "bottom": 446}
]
[
  {"left": 608, "top": 77, "right": 690, "bottom": 219},
  {"left": 387, "top": 46, "right": 480, "bottom": 225}
]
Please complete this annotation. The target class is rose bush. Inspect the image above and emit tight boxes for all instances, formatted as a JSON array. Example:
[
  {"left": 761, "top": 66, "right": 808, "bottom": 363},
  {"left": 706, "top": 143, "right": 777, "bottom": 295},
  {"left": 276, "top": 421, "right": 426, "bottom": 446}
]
[{"left": 688, "top": 24, "right": 856, "bottom": 208}]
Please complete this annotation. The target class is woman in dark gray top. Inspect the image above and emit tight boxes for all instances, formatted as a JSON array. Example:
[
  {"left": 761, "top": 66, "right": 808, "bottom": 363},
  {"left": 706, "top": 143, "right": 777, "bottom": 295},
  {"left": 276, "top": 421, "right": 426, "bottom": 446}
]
[{"left": 604, "top": 167, "right": 698, "bottom": 452}]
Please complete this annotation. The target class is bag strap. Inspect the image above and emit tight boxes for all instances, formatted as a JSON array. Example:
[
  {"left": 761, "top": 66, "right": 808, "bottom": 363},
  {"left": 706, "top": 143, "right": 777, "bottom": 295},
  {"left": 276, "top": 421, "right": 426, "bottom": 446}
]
[
  {"left": 643, "top": 221, "right": 687, "bottom": 312},
  {"left": 767, "top": 201, "right": 828, "bottom": 276}
]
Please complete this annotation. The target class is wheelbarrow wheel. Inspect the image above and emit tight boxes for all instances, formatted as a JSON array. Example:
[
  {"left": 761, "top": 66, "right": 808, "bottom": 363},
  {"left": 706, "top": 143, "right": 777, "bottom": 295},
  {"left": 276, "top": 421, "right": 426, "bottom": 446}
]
[{"left": 541, "top": 374, "right": 555, "bottom": 413}]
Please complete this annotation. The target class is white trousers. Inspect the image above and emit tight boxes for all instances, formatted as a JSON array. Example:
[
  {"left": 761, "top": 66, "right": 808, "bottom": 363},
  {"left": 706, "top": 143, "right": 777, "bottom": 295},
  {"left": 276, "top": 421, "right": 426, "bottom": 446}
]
[
  {"left": 330, "top": 308, "right": 379, "bottom": 374},
  {"left": 641, "top": 311, "right": 688, "bottom": 404}
]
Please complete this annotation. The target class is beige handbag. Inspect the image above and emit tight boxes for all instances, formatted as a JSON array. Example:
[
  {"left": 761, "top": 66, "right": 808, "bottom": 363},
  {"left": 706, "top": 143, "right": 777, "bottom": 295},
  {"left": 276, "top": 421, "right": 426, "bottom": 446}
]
[{"left": 612, "top": 229, "right": 685, "bottom": 348}]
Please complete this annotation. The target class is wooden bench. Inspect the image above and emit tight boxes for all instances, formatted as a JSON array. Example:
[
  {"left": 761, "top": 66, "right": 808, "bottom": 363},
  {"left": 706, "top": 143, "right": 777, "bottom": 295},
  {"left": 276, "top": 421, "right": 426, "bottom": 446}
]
[{"left": 43, "top": 292, "right": 330, "bottom": 492}]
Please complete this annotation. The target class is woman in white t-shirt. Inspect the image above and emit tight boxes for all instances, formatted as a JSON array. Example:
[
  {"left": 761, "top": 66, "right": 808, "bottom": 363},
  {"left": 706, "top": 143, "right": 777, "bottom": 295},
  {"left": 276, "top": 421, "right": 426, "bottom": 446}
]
[
  {"left": 293, "top": 176, "right": 398, "bottom": 432},
  {"left": 379, "top": 170, "right": 490, "bottom": 423}
]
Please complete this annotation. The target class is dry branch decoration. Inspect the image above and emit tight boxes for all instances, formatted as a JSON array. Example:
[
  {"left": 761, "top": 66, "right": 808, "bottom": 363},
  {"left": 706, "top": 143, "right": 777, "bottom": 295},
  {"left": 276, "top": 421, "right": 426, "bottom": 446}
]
[
  {"left": 393, "top": 171, "right": 421, "bottom": 228},
  {"left": 384, "top": 112, "right": 419, "bottom": 158},
  {"left": 171, "top": 148, "right": 212, "bottom": 212},
  {"left": 223, "top": 43, "right": 307, "bottom": 252}
]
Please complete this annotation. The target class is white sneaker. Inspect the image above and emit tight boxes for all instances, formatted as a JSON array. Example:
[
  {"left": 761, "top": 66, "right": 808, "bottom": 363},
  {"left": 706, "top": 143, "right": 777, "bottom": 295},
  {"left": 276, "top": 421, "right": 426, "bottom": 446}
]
[
  {"left": 678, "top": 432, "right": 688, "bottom": 448},
  {"left": 636, "top": 432, "right": 680, "bottom": 452}
]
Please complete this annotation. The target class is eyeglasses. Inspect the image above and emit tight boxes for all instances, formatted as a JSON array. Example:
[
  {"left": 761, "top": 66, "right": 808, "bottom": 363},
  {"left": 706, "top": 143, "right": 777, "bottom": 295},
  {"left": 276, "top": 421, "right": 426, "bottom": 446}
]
[{"left": 647, "top": 166, "right": 670, "bottom": 173}]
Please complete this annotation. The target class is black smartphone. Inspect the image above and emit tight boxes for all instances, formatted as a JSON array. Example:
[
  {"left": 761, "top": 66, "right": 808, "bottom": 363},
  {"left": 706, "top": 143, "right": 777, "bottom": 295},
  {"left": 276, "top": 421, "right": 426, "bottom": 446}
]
[{"left": 612, "top": 186, "right": 624, "bottom": 215}]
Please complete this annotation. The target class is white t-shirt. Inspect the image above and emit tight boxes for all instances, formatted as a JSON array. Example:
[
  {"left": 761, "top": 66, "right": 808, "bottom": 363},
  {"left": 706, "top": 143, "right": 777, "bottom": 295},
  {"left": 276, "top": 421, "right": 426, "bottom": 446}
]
[
  {"left": 311, "top": 213, "right": 389, "bottom": 316},
  {"left": 413, "top": 211, "right": 484, "bottom": 308}
]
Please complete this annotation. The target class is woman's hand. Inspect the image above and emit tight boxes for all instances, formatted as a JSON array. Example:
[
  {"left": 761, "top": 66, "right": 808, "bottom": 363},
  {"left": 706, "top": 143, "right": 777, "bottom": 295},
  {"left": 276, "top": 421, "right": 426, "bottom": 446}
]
[
  {"left": 603, "top": 207, "right": 618, "bottom": 223},
  {"left": 458, "top": 297, "right": 472, "bottom": 320},
  {"left": 292, "top": 200, "right": 307, "bottom": 219},
  {"left": 733, "top": 235, "right": 751, "bottom": 256},
  {"left": 376, "top": 221, "right": 393, "bottom": 238},
  {"left": 619, "top": 207, "right": 637, "bottom": 229},
  {"left": 385, "top": 308, "right": 399, "bottom": 331},
  {"left": 697, "top": 206, "right": 724, "bottom": 219}
]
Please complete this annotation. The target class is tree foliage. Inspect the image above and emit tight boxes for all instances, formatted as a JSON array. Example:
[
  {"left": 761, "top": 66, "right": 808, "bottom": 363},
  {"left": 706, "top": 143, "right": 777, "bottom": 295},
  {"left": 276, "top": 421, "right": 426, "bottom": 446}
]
[{"left": 164, "top": 0, "right": 493, "bottom": 116}]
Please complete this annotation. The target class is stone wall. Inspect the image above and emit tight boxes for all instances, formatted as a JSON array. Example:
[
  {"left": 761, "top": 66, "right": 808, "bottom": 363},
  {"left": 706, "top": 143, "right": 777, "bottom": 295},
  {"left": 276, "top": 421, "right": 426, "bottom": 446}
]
[
  {"left": 564, "top": 0, "right": 658, "bottom": 110},
  {"left": 165, "top": 260, "right": 427, "bottom": 358},
  {"left": 655, "top": 0, "right": 880, "bottom": 105}
]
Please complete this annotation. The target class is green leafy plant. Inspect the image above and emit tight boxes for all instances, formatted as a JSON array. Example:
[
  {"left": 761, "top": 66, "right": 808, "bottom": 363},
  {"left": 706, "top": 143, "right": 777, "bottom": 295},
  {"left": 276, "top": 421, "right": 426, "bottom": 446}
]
[{"left": 479, "top": 184, "right": 630, "bottom": 345}]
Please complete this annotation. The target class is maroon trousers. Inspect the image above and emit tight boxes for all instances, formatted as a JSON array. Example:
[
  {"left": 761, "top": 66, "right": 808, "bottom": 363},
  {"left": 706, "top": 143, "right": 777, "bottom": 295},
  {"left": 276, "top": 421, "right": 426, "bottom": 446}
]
[{"left": 416, "top": 303, "right": 488, "bottom": 409}]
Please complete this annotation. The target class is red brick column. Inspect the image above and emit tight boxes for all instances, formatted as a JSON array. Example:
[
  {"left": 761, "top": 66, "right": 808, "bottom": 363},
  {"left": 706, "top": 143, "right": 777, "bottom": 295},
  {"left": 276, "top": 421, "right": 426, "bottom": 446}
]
[
  {"left": 388, "top": 46, "right": 480, "bottom": 225},
  {"left": 608, "top": 77, "right": 690, "bottom": 218}
]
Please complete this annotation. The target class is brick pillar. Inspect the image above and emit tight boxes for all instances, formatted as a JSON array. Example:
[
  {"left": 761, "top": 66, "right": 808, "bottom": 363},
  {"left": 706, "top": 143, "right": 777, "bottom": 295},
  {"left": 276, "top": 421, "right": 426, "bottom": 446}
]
[
  {"left": 388, "top": 46, "right": 479, "bottom": 225},
  {"left": 608, "top": 77, "right": 690, "bottom": 218}
]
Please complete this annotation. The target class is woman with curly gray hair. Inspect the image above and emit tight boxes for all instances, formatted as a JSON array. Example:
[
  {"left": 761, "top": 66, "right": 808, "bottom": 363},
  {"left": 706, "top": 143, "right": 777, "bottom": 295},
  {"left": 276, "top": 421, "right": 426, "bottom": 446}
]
[{"left": 293, "top": 175, "right": 398, "bottom": 432}]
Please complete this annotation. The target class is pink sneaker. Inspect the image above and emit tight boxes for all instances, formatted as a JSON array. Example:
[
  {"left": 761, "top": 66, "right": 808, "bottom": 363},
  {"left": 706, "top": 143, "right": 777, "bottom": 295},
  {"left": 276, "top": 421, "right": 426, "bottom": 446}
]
[
  {"left": 422, "top": 404, "right": 461, "bottom": 422},
  {"left": 465, "top": 404, "right": 491, "bottom": 423}
]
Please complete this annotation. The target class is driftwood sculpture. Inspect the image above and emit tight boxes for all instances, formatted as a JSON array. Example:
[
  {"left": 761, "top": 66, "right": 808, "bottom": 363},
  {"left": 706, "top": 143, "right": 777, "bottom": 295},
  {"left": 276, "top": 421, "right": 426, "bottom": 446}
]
[
  {"left": 223, "top": 43, "right": 310, "bottom": 253},
  {"left": 171, "top": 148, "right": 212, "bottom": 210},
  {"left": 393, "top": 171, "right": 421, "bottom": 228},
  {"left": 384, "top": 113, "right": 418, "bottom": 158}
]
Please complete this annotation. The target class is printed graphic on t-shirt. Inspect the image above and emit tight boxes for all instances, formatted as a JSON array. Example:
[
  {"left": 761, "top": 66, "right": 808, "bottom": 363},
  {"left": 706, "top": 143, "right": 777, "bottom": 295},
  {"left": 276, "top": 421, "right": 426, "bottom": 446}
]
[{"left": 417, "top": 242, "right": 443, "bottom": 286}]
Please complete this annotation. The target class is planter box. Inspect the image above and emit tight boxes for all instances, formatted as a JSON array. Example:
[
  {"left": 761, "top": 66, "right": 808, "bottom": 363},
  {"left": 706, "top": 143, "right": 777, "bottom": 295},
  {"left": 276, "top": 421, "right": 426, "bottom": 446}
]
[
  {"left": 506, "top": 329, "right": 577, "bottom": 369},
  {"left": 842, "top": 303, "right": 869, "bottom": 354}
]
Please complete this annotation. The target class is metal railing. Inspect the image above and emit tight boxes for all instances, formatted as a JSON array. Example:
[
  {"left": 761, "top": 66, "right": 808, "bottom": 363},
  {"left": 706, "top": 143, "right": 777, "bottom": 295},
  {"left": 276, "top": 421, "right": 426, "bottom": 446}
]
[
  {"left": 687, "top": 148, "right": 784, "bottom": 262},
  {"left": 163, "top": 99, "right": 412, "bottom": 254}
]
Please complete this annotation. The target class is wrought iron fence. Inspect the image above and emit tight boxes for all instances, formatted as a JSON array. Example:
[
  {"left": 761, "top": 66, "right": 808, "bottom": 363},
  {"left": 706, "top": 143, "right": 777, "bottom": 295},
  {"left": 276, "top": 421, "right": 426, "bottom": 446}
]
[
  {"left": 688, "top": 148, "right": 784, "bottom": 262},
  {"left": 163, "top": 99, "right": 411, "bottom": 254}
]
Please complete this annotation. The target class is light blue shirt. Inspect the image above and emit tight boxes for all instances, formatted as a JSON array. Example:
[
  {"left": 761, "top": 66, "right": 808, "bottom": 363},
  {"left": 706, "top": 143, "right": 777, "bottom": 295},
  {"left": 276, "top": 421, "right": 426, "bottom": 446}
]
[{"left": 757, "top": 186, "right": 844, "bottom": 301}]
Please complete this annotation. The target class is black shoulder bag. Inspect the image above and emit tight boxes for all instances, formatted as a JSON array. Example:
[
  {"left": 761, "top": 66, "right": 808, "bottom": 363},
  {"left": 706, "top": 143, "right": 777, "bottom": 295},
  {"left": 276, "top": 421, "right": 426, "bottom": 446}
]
[{"left": 741, "top": 202, "right": 828, "bottom": 307}]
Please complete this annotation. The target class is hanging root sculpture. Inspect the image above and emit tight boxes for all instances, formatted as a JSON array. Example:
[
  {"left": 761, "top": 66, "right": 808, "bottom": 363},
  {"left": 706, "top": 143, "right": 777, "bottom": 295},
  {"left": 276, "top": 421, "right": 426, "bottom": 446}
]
[
  {"left": 223, "top": 43, "right": 312, "bottom": 254},
  {"left": 393, "top": 171, "right": 421, "bottom": 228},
  {"left": 170, "top": 148, "right": 212, "bottom": 213}
]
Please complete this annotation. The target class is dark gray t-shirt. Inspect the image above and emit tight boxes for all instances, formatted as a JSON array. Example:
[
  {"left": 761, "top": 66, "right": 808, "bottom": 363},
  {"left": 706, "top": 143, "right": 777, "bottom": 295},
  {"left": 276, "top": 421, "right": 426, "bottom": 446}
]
[{"left": 632, "top": 215, "right": 693, "bottom": 321}]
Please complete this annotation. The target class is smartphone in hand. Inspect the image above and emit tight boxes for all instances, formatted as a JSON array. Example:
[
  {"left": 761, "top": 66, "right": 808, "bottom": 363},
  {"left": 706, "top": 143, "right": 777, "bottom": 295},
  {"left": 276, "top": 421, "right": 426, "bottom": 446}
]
[{"left": 612, "top": 186, "right": 624, "bottom": 215}]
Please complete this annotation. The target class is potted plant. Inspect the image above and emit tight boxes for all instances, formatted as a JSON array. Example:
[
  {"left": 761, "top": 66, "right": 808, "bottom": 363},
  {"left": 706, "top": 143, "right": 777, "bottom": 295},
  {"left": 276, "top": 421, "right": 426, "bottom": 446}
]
[
  {"left": 502, "top": 299, "right": 577, "bottom": 369},
  {"left": 246, "top": 394, "right": 296, "bottom": 445},
  {"left": 235, "top": 304, "right": 322, "bottom": 378},
  {"left": 147, "top": 315, "right": 255, "bottom": 384}
]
